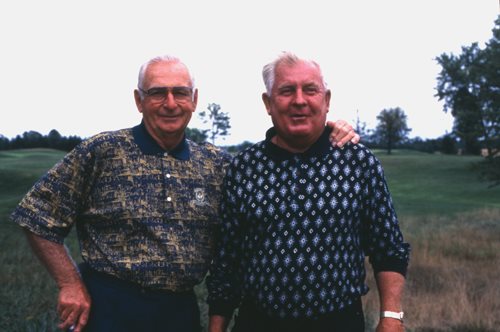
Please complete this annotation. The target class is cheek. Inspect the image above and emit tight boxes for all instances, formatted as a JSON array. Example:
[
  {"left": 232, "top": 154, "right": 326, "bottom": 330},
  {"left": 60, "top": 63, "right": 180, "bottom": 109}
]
[{"left": 182, "top": 108, "right": 194, "bottom": 121}]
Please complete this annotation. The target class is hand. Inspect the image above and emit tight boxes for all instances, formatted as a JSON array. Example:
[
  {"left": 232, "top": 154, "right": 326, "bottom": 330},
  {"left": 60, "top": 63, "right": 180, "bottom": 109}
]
[
  {"left": 327, "top": 120, "right": 360, "bottom": 147},
  {"left": 57, "top": 282, "right": 91, "bottom": 332},
  {"left": 376, "top": 317, "right": 405, "bottom": 332}
]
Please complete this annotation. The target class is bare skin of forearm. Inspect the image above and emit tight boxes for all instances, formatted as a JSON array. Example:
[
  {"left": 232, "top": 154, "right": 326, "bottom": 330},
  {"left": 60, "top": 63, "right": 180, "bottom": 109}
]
[
  {"left": 24, "top": 230, "right": 91, "bottom": 332},
  {"left": 375, "top": 271, "right": 405, "bottom": 332},
  {"left": 25, "top": 230, "right": 81, "bottom": 287},
  {"left": 208, "top": 315, "right": 229, "bottom": 332}
]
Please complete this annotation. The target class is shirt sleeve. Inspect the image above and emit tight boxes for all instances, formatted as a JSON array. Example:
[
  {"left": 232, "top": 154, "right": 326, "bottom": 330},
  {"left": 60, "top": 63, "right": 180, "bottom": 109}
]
[
  {"left": 206, "top": 159, "right": 245, "bottom": 318},
  {"left": 10, "top": 141, "right": 95, "bottom": 244},
  {"left": 361, "top": 153, "right": 410, "bottom": 276}
]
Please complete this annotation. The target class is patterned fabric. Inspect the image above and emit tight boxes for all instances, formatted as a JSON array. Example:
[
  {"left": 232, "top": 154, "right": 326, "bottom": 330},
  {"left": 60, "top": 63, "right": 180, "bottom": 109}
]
[
  {"left": 207, "top": 127, "right": 410, "bottom": 319},
  {"left": 11, "top": 123, "right": 231, "bottom": 291}
]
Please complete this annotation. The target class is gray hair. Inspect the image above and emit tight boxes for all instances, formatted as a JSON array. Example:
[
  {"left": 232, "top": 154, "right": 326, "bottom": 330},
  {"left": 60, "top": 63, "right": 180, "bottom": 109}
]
[
  {"left": 262, "top": 51, "right": 327, "bottom": 95},
  {"left": 137, "top": 55, "right": 195, "bottom": 99}
]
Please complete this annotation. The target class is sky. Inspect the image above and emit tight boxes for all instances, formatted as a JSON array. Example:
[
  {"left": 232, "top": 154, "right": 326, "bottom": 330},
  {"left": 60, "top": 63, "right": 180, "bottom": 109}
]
[{"left": 0, "top": 1, "right": 498, "bottom": 146}]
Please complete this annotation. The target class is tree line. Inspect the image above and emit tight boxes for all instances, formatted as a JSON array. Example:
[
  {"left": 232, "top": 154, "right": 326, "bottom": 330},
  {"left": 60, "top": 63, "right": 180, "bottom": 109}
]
[
  {"left": 357, "top": 107, "right": 459, "bottom": 156},
  {"left": 0, "top": 103, "right": 234, "bottom": 153},
  {"left": 0, "top": 130, "right": 83, "bottom": 152}
]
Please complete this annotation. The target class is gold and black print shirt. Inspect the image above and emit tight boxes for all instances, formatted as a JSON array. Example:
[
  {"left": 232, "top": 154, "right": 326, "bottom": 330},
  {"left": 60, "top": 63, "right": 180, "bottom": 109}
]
[{"left": 11, "top": 123, "right": 231, "bottom": 291}]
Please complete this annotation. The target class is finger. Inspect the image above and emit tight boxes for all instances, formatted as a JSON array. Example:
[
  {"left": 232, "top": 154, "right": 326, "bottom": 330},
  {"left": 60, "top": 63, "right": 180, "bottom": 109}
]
[
  {"left": 336, "top": 130, "right": 356, "bottom": 147},
  {"left": 336, "top": 124, "right": 353, "bottom": 140},
  {"left": 340, "top": 124, "right": 353, "bottom": 133},
  {"left": 327, "top": 121, "right": 341, "bottom": 143},
  {"left": 58, "top": 305, "right": 72, "bottom": 324},
  {"left": 58, "top": 309, "right": 79, "bottom": 330},
  {"left": 334, "top": 119, "right": 347, "bottom": 128},
  {"left": 73, "top": 305, "right": 90, "bottom": 332},
  {"left": 350, "top": 133, "right": 361, "bottom": 144},
  {"left": 334, "top": 125, "right": 352, "bottom": 145}
]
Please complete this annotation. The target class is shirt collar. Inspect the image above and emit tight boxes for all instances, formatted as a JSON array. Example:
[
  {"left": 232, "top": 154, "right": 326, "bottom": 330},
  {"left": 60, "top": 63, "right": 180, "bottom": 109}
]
[
  {"left": 132, "top": 122, "right": 190, "bottom": 160},
  {"left": 264, "top": 126, "right": 332, "bottom": 161}
]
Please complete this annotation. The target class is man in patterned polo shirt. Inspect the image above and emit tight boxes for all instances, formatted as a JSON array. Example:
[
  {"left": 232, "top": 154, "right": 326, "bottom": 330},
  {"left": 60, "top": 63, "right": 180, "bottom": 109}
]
[
  {"left": 207, "top": 52, "right": 410, "bottom": 332},
  {"left": 10, "top": 55, "right": 232, "bottom": 332},
  {"left": 10, "top": 54, "right": 360, "bottom": 332}
]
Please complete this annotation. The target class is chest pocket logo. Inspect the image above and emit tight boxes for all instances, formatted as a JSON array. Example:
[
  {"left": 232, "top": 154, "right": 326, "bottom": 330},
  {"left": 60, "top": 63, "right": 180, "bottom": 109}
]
[{"left": 193, "top": 188, "right": 207, "bottom": 206}]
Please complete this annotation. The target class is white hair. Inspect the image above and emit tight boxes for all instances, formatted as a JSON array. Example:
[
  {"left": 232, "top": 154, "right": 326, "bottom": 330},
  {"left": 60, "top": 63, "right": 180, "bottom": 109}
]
[
  {"left": 137, "top": 55, "right": 196, "bottom": 99},
  {"left": 262, "top": 51, "right": 327, "bottom": 95}
]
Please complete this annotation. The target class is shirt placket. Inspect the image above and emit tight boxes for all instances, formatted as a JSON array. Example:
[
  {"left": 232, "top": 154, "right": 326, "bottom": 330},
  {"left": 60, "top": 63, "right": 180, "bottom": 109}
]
[
  {"left": 291, "top": 156, "right": 309, "bottom": 210},
  {"left": 161, "top": 152, "right": 175, "bottom": 213}
]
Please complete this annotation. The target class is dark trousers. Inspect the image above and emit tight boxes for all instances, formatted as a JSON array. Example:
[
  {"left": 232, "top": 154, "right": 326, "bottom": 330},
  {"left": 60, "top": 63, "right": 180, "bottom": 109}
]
[
  {"left": 79, "top": 263, "right": 201, "bottom": 332},
  {"left": 232, "top": 298, "right": 365, "bottom": 332}
]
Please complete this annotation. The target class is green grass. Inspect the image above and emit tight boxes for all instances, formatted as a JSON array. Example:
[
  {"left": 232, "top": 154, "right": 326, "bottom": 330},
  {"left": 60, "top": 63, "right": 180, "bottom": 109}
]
[
  {"left": 0, "top": 149, "right": 66, "bottom": 218},
  {"left": 373, "top": 149, "right": 500, "bottom": 217},
  {"left": 1, "top": 148, "right": 499, "bottom": 331},
  {"left": 0, "top": 149, "right": 67, "bottom": 331}
]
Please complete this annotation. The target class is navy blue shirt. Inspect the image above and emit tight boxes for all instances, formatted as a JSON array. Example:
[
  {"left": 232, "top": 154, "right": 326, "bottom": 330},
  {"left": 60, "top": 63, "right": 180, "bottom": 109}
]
[{"left": 207, "top": 127, "right": 410, "bottom": 319}]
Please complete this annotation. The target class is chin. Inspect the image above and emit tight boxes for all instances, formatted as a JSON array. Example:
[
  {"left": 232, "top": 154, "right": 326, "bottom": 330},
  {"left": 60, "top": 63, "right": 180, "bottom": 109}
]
[
  {"left": 287, "top": 128, "right": 314, "bottom": 137},
  {"left": 157, "top": 124, "right": 182, "bottom": 134}
]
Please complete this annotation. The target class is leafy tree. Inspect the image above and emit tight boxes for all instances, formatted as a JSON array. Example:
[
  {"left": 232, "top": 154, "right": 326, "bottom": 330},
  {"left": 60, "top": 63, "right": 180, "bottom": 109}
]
[
  {"left": 374, "top": 107, "right": 411, "bottom": 154},
  {"left": 22, "top": 131, "right": 45, "bottom": 148},
  {"left": 224, "top": 141, "right": 254, "bottom": 155},
  {"left": 440, "top": 133, "right": 458, "bottom": 155},
  {"left": 198, "top": 103, "right": 231, "bottom": 145},
  {"left": 185, "top": 127, "right": 208, "bottom": 144},
  {"left": 60, "top": 135, "right": 83, "bottom": 151},
  {"left": 435, "top": 16, "right": 500, "bottom": 156},
  {"left": 47, "top": 129, "right": 62, "bottom": 149},
  {"left": 0, "top": 135, "right": 9, "bottom": 150}
]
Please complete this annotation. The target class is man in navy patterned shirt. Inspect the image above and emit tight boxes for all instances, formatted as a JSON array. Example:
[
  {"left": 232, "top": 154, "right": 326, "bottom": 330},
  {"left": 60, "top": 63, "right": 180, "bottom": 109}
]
[{"left": 207, "top": 52, "right": 410, "bottom": 332}]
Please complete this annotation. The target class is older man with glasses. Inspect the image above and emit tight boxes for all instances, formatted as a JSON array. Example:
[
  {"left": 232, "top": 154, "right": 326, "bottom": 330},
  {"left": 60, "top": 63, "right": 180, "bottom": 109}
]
[{"left": 10, "top": 55, "right": 359, "bottom": 332}]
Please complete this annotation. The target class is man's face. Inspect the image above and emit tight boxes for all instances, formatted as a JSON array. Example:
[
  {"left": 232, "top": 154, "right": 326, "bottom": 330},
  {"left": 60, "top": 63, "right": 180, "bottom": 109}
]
[
  {"left": 263, "top": 61, "right": 330, "bottom": 145},
  {"left": 134, "top": 61, "right": 198, "bottom": 142}
]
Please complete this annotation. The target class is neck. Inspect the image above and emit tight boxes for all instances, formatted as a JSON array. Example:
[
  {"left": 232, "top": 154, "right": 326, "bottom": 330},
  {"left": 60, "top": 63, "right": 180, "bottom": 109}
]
[
  {"left": 271, "top": 133, "right": 319, "bottom": 153},
  {"left": 156, "top": 134, "right": 184, "bottom": 151},
  {"left": 148, "top": 130, "right": 184, "bottom": 151}
]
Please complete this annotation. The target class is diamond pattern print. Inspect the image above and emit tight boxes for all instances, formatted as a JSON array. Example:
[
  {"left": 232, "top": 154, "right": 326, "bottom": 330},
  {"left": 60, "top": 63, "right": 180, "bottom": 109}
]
[{"left": 208, "top": 137, "right": 409, "bottom": 319}]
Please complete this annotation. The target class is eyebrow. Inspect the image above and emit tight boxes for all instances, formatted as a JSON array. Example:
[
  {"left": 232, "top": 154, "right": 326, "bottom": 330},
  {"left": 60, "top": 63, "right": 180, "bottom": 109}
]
[{"left": 276, "top": 82, "right": 322, "bottom": 90}]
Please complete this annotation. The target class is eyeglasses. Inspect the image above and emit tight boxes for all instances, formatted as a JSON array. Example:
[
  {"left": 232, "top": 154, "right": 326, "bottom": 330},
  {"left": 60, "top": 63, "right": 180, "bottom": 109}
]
[{"left": 139, "top": 86, "right": 194, "bottom": 103}]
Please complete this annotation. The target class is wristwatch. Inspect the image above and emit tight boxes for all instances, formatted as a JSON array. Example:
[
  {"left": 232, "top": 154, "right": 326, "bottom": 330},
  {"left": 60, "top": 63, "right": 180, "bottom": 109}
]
[{"left": 380, "top": 311, "right": 404, "bottom": 322}]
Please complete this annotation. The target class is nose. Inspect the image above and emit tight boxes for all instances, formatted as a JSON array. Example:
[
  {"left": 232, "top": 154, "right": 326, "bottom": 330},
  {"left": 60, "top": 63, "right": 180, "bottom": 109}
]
[
  {"left": 293, "top": 89, "right": 307, "bottom": 106},
  {"left": 163, "top": 91, "right": 177, "bottom": 109}
]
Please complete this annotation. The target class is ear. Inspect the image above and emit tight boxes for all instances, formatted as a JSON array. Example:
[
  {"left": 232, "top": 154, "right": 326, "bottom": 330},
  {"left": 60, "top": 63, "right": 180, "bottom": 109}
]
[
  {"left": 134, "top": 90, "right": 143, "bottom": 113},
  {"left": 325, "top": 89, "right": 331, "bottom": 113},
  {"left": 262, "top": 93, "right": 272, "bottom": 115},
  {"left": 191, "top": 88, "right": 199, "bottom": 112}
]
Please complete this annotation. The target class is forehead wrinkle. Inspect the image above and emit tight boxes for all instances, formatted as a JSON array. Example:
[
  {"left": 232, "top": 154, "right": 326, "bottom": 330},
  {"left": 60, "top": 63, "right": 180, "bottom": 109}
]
[
  {"left": 145, "top": 63, "right": 193, "bottom": 89},
  {"left": 274, "top": 65, "right": 323, "bottom": 89}
]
